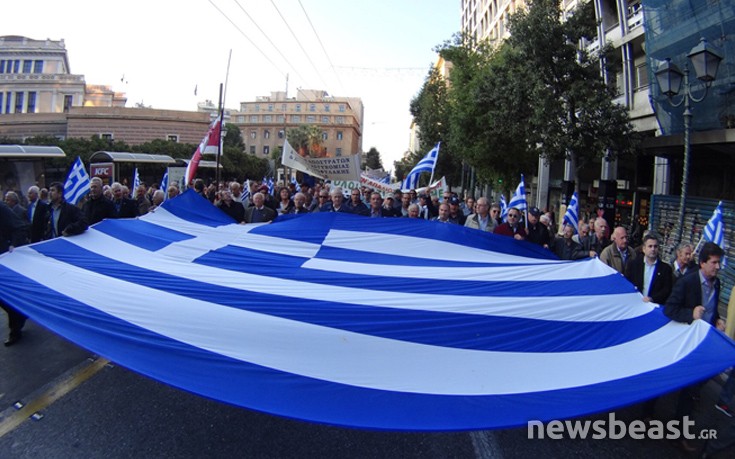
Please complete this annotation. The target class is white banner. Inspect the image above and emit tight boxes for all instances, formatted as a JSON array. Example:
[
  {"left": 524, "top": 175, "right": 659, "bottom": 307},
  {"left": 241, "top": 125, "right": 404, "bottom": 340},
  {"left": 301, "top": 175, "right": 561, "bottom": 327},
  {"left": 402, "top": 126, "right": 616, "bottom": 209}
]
[{"left": 281, "top": 140, "right": 362, "bottom": 182}]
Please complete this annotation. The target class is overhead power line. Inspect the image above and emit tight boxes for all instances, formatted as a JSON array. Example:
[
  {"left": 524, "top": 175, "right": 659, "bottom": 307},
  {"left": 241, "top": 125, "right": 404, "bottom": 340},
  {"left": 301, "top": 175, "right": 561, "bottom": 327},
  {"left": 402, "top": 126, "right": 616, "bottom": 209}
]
[{"left": 297, "top": 0, "right": 345, "bottom": 94}]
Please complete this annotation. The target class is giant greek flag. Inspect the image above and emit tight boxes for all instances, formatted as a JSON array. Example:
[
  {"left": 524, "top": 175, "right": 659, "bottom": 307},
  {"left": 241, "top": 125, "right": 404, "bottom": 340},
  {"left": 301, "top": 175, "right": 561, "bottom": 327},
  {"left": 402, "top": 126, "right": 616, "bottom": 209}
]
[{"left": 1, "top": 190, "right": 734, "bottom": 431}]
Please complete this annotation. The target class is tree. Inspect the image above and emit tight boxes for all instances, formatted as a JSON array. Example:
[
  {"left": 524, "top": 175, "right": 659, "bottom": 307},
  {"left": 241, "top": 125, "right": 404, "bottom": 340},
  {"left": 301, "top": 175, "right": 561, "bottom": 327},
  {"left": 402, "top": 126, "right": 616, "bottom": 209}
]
[
  {"left": 287, "top": 125, "right": 324, "bottom": 158},
  {"left": 504, "top": 0, "right": 637, "bottom": 190},
  {"left": 363, "top": 147, "right": 383, "bottom": 170},
  {"left": 409, "top": 66, "right": 462, "bottom": 186}
]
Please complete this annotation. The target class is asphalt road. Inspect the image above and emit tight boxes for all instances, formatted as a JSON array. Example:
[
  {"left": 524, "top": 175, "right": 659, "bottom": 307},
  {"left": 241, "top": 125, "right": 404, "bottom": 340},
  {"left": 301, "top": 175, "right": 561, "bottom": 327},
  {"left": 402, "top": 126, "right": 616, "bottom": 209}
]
[{"left": 2, "top": 317, "right": 734, "bottom": 458}]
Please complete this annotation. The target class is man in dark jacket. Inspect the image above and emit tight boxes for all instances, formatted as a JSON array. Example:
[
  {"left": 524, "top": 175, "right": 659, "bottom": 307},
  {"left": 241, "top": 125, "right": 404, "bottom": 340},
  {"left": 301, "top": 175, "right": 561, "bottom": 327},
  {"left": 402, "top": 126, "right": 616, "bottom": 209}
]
[
  {"left": 26, "top": 185, "right": 50, "bottom": 243},
  {"left": 624, "top": 233, "right": 673, "bottom": 304},
  {"left": 526, "top": 206, "right": 551, "bottom": 248},
  {"left": 83, "top": 177, "right": 116, "bottom": 225},
  {"left": 110, "top": 182, "right": 139, "bottom": 218},
  {"left": 46, "top": 182, "right": 89, "bottom": 239},
  {"left": 1, "top": 200, "right": 30, "bottom": 345}
]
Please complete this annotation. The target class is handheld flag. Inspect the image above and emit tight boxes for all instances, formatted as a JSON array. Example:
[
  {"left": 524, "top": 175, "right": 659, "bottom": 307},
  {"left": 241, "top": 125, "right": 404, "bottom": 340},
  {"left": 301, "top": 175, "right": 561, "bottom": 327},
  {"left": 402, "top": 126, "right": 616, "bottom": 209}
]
[
  {"left": 185, "top": 115, "right": 222, "bottom": 187},
  {"left": 267, "top": 177, "right": 275, "bottom": 196},
  {"left": 242, "top": 180, "right": 251, "bottom": 203},
  {"left": 63, "top": 156, "right": 91, "bottom": 205},
  {"left": 563, "top": 192, "right": 580, "bottom": 234},
  {"left": 291, "top": 177, "right": 301, "bottom": 193},
  {"left": 402, "top": 143, "right": 440, "bottom": 190},
  {"left": 508, "top": 174, "right": 527, "bottom": 215},
  {"left": 500, "top": 195, "right": 508, "bottom": 221},
  {"left": 132, "top": 168, "right": 141, "bottom": 198},
  {"left": 703, "top": 201, "right": 724, "bottom": 247},
  {"left": 160, "top": 170, "right": 169, "bottom": 200}
]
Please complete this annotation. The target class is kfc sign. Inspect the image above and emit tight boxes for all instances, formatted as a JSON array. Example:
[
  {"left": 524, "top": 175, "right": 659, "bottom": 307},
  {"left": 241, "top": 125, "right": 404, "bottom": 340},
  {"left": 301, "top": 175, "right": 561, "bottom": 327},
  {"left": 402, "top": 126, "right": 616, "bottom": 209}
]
[{"left": 91, "top": 162, "right": 113, "bottom": 179}]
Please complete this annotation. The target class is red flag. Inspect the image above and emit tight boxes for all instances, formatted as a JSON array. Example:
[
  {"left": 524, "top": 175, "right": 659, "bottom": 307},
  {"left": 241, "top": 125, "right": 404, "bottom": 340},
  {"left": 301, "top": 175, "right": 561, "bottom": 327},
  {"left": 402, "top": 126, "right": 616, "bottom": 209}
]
[{"left": 185, "top": 116, "right": 222, "bottom": 187}]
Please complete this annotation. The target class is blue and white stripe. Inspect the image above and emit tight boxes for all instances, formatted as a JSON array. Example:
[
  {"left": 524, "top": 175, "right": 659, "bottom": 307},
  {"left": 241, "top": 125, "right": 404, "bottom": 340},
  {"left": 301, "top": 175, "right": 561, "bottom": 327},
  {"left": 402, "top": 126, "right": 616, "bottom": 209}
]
[
  {"left": 1, "top": 189, "right": 734, "bottom": 431},
  {"left": 402, "top": 142, "right": 440, "bottom": 190},
  {"left": 508, "top": 174, "right": 527, "bottom": 214},
  {"left": 703, "top": 201, "right": 724, "bottom": 247},
  {"left": 563, "top": 192, "right": 580, "bottom": 234},
  {"left": 63, "top": 156, "right": 91, "bottom": 205}
]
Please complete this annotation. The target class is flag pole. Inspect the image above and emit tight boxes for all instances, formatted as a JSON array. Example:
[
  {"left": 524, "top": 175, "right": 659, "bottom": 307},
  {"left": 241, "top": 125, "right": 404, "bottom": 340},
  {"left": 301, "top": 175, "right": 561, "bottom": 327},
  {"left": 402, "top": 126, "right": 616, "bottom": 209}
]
[{"left": 216, "top": 50, "right": 232, "bottom": 188}]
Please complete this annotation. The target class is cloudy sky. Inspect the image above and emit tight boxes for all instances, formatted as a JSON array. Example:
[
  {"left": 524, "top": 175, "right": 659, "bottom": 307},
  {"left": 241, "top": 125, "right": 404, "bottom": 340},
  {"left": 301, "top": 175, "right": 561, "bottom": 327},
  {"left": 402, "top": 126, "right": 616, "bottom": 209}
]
[{"left": 6, "top": 0, "right": 460, "bottom": 167}]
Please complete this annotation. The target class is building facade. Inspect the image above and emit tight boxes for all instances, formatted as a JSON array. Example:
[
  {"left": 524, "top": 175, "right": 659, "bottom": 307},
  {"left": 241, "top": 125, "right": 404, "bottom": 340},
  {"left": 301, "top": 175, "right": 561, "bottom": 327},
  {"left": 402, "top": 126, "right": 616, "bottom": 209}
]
[{"left": 230, "top": 89, "right": 363, "bottom": 159}]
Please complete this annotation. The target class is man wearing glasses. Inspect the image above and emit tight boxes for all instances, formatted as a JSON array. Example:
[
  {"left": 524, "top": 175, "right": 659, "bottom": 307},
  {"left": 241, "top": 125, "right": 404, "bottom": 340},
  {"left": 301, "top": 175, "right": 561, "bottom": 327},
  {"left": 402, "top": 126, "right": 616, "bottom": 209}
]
[
  {"left": 464, "top": 197, "right": 496, "bottom": 232},
  {"left": 493, "top": 207, "right": 527, "bottom": 240},
  {"left": 311, "top": 191, "right": 330, "bottom": 213}
]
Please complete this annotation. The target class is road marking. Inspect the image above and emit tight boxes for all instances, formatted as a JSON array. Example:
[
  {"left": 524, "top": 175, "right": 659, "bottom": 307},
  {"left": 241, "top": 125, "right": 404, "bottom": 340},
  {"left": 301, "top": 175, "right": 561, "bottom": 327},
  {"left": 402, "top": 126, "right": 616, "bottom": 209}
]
[
  {"left": 0, "top": 356, "right": 109, "bottom": 437},
  {"left": 470, "top": 430, "right": 504, "bottom": 459}
]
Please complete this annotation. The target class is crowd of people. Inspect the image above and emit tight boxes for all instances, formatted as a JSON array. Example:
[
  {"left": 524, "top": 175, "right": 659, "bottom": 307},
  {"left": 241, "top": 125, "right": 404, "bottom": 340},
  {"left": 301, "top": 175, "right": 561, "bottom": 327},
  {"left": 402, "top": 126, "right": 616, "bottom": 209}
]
[{"left": 1, "top": 176, "right": 734, "bottom": 452}]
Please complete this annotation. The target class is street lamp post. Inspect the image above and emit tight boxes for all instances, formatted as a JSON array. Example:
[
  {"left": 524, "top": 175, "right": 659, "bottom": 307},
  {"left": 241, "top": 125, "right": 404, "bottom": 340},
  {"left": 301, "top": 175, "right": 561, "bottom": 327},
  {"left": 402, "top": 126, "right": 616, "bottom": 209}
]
[{"left": 654, "top": 37, "right": 723, "bottom": 246}]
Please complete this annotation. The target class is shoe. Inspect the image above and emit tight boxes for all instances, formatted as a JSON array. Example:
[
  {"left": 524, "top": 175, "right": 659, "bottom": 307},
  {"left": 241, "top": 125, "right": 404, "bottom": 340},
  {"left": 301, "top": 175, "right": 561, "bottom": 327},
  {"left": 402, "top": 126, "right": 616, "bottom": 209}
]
[
  {"left": 714, "top": 402, "right": 734, "bottom": 417},
  {"left": 4, "top": 332, "right": 22, "bottom": 347}
]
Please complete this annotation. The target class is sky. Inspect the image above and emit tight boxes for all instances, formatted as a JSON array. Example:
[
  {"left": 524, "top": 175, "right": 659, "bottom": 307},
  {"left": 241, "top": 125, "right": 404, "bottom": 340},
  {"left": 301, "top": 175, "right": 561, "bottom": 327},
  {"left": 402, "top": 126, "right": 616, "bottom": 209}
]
[{"left": 6, "top": 0, "right": 460, "bottom": 169}]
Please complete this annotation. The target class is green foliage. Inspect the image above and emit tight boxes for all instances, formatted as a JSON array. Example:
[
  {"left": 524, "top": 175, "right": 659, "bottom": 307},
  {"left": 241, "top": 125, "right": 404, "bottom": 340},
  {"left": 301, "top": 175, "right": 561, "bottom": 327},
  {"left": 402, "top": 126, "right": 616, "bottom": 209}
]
[
  {"left": 286, "top": 125, "right": 324, "bottom": 157},
  {"left": 363, "top": 147, "right": 383, "bottom": 170}
]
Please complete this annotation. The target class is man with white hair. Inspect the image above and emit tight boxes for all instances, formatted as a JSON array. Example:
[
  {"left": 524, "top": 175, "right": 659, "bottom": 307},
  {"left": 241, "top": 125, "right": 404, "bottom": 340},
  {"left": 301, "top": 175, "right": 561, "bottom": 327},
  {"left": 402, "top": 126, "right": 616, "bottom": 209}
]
[
  {"left": 26, "top": 185, "right": 50, "bottom": 242},
  {"left": 243, "top": 192, "right": 276, "bottom": 223}
]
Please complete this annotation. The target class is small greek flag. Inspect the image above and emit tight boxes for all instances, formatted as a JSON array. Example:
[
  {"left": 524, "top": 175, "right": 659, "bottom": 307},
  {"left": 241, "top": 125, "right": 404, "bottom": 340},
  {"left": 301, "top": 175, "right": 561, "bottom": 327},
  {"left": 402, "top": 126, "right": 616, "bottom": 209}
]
[
  {"left": 63, "top": 156, "right": 91, "bottom": 205},
  {"left": 160, "top": 170, "right": 169, "bottom": 200},
  {"left": 563, "top": 192, "right": 580, "bottom": 234},
  {"left": 242, "top": 180, "right": 251, "bottom": 202},
  {"left": 500, "top": 195, "right": 508, "bottom": 221},
  {"left": 508, "top": 174, "right": 527, "bottom": 214},
  {"left": 402, "top": 143, "right": 440, "bottom": 190},
  {"left": 132, "top": 168, "right": 141, "bottom": 198},
  {"left": 703, "top": 201, "right": 724, "bottom": 247}
]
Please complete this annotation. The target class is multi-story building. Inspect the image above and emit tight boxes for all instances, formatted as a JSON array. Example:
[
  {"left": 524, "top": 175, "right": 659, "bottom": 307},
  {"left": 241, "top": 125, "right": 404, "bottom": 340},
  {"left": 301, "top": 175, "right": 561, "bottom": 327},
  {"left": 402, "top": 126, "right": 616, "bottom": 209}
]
[{"left": 231, "top": 89, "right": 363, "bottom": 159}]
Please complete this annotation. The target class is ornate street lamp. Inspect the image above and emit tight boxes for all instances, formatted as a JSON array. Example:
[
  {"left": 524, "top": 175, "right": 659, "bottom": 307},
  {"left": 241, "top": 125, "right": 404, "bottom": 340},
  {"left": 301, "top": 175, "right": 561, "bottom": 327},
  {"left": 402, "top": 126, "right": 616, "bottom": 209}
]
[{"left": 654, "top": 37, "right": 723, "bottom": 246}]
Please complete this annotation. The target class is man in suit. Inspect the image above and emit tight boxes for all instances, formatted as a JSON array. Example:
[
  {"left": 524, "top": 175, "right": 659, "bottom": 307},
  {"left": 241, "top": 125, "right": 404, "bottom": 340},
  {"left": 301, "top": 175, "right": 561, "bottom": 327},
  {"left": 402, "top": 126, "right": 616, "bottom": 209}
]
[
  {"left": 664, "top": 242, "right": 725, "bottom": 451},
  {"left": 243, "top": 192, "right": 276, "bottom": 224},
  {"left": 46, "top": 182, "right": 89, "bottom": 240},
  {"left": 26, "top": 185, "right": 50, "bottom": 243},
  {"left": 110, "top": 182, "right": 139, "bottom": 219},
  {"left": 624, "top": 233, "right": 674, "bottom": 304}
]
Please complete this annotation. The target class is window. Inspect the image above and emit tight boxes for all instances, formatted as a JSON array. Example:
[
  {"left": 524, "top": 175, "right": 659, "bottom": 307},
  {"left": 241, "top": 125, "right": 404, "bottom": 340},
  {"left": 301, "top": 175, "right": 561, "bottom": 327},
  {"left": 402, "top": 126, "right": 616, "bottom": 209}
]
[
  {"left": 634, "top": 63, "right": 649, "bottom": 90},
  {"left": 0, "top": 93, "right": 3, "bottom": 114},
  {"left": 237, "top": 115, "right": 245, "bottom": 123},
  {"left": 278, "top": 129, "right": 285, "bottom": 139},
  {"left": 33, "top": 60, "right": 43, "bottom": 73},
  {"left": 100, "top": 133, "right": 114, "bottom": 141},
  {"left": 277, "top": 115, "right": 285, "bottom": 123},
  {"left": 250, "top": 130, "right": 257, "bottom": 139},
  {"left": 295, "top": 104, "right": 302, "bottom": 112},
  {"left": 0, "top": 60, "right": 5, "bottom": 73},
  {"left": 12, "top": 60, "right": 20, "bottom": 73},
  {"left": 281, "top": 104, "right": 287, "bottom": 111},
  {"left": 336, "top": 131, "right": 343, "bottom": 140},
  {"left": 324, "top": 104, "right": 330, "bottom": 112},
  {"left": 27, "top": 92, "right": 36, "bottom": 113},
  {"left": 309, "top": 104, "right": 316, "bottom": 112},
  {"left": 250, "top": 145, "right": 256, "bottom": 154},
  {"left": 167, "top": 134, "right": 179, "bottom": 142},
  {"left": 254, "top": 105, "right": 260, "bottom": 112},
  {"left": 250, "top": 115, "right": 258, "bottom": 123},
  {"left": 268, "top": 104, "right": 273, "bottom": 112},
  {"left": 14, "top": 92, "right": 24, "bottom": 113},
  {"left": 264, "top": 115, "right": 272, "bottom": 122},
  {"left": 292, "top": 115, "right": 301, "bottom": 122},
  {"left": 264, "top": 130, "right": 271, "bottom": 139},
  {"left": 336, "top": 116, "right": 345, "bottom": 124},
  {"left": 263, "top": 145, "right": 270, "bottom": 155},
  {"left": 4, "top": 92, "right": 10, "bottom": 113},
  {"left": 322, "top": 132, "right": 328, "bottom": 140},
  {"left": 63, "top": 95, "right": 73, "bottom": 112},
  {"left": 336, "top": 148, "right": 343, "bottom": 156},
  {"left": 338, "top": 104, "right": 345, "bottom": 112},
  {"left": 322, "top": 116, "right": 329, "bottom": 123},
  {"left": 306, "top": 115, "right": 316, "bottom": 123},
  {"left": 22, "top": 60, "right": 32, "bottom": 73}
]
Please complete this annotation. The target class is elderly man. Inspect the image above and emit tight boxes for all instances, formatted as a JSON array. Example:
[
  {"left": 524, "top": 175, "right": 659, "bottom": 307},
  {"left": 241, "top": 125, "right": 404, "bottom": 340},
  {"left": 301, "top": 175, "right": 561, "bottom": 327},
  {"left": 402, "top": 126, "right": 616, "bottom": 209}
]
[
  {"left": 582, "top": 217, "right": 611, "bottom": 257},
  {"left": 321, "top": 187, "right": 350, "bottom": 213},
  {"left": 217, "top": 190, "right": 245, "bottom": 222},
  {"left": 465, "top": 197, "right": 496, "bottom": 232},
  {"left": 290, "top": 192, "right": 310, "bottom": 214},
  {"left": 243, "top": 192, "right": 276, "bottom": 223},
  {"left": 624, "top": 233, "right": 673, "bottom": 304},
  {"left": 110, "top": 182, "right": 139, "bottom": 218},
  {"left": 526, "top": 206, "right": 551, "bottom": 248},
  {"left": 671, "top": 242, "right": 696, "bottom": 281},
  {"left": 599, "top": 226, "right": 635, "bottom": 274},
  {"left": 26, "top": 185, "right": 50, "bottom": 243},
  {"left": 551, "top": 224, "right": 587, "bottom": 260},
  {"left": 347, "top": 188, "right": 369, "bottom": 216},
  {"left": 493, "top": 207, "right": 527, "bottom": 240},
  {"left": 83, "top": 177, "right": 116, "bottom": 225}
]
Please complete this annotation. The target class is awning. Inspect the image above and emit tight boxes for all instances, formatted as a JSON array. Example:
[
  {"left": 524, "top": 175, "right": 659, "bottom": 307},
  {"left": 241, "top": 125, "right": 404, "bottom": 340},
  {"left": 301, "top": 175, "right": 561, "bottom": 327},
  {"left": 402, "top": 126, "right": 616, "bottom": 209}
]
[
  {"left": 0, "top": 145, "right": 66, "bottom": 159},
  {"left": 89, "top": 151, "right": 176, "bottom": 164},
  {"left": 174, "top": 158, "right": 222, "bottom": 168}
]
